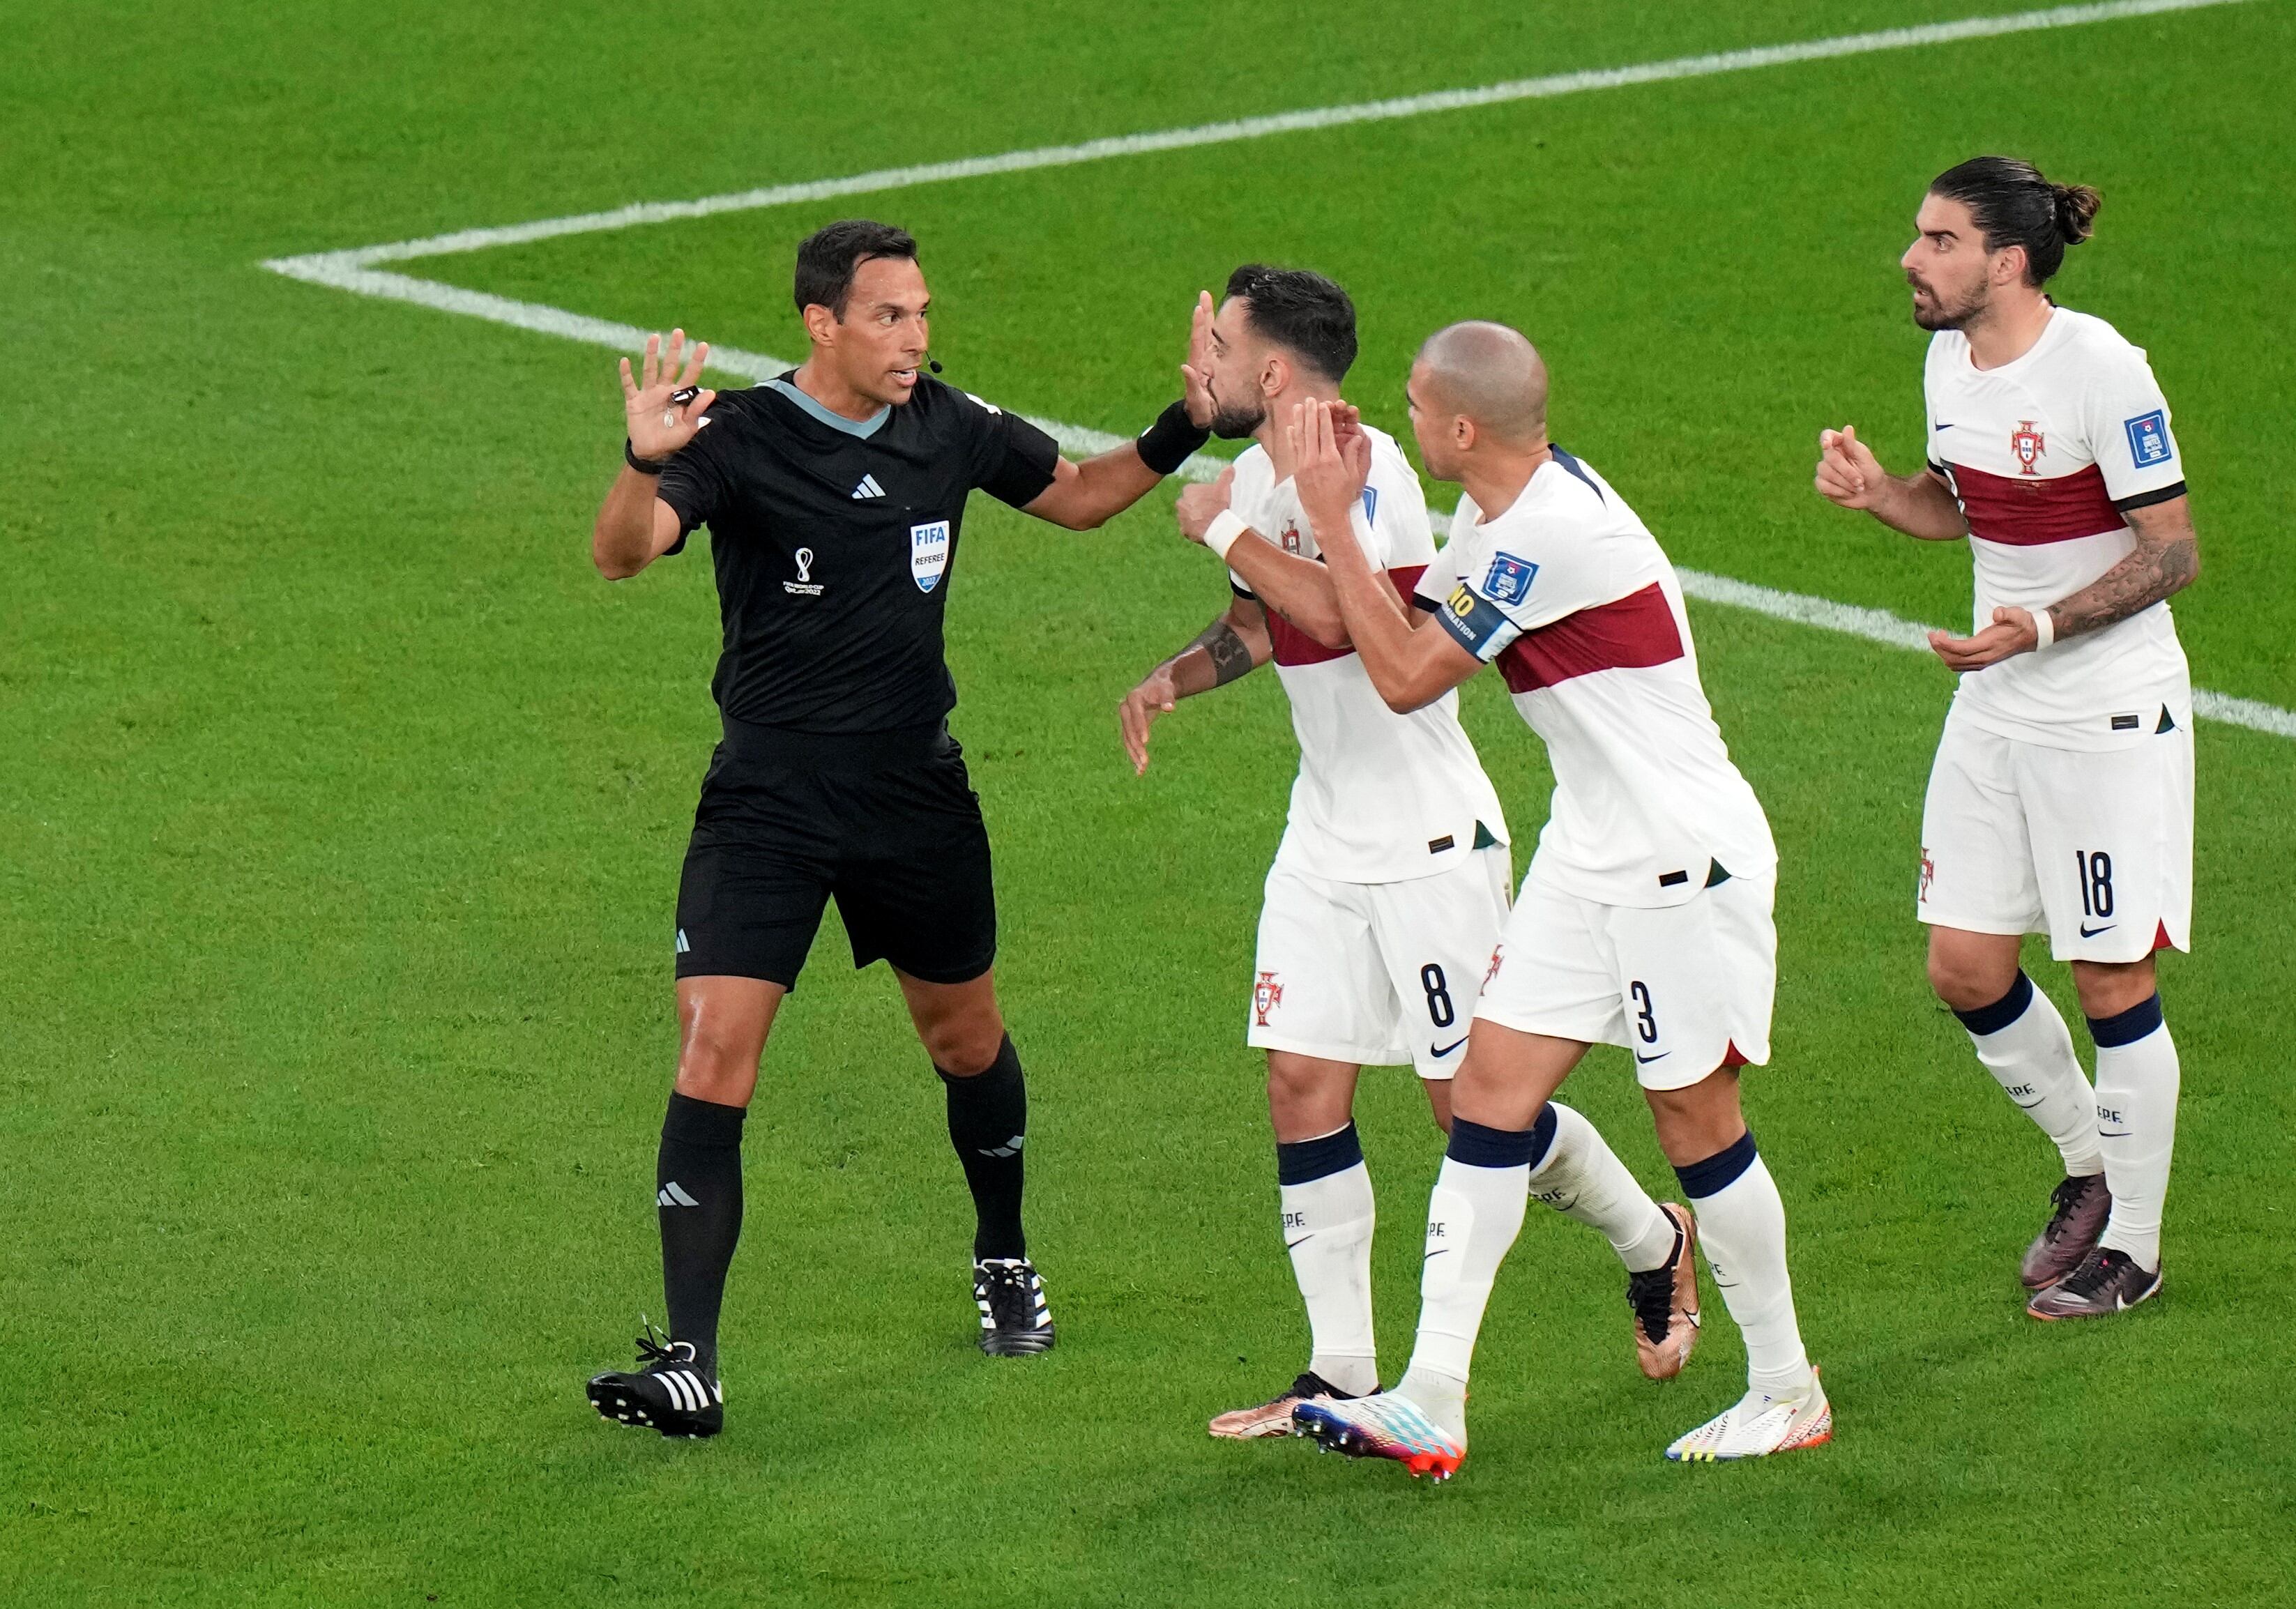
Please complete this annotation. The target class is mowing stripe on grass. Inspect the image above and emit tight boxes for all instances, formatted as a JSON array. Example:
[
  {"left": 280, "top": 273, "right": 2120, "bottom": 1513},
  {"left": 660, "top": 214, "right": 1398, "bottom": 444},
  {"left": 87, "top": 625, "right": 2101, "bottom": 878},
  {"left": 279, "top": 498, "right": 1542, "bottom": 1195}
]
[
  {"left": 273, "top": 0, "right": 2248, "bottom": 266},
  {"left": 259, "top": 0, "right": 2287, "bottom": 741}
]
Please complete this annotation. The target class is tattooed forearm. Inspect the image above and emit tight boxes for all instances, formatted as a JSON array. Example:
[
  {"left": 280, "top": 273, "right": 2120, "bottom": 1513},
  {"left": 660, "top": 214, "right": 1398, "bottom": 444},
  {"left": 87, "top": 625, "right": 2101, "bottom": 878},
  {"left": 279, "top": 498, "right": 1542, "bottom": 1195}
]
[
  {"left": 1193, "top": 620, "right": 1256, "bottom": 687},
  {"left": 2048, "top": 523, "right": 2199, "bottom": 643}
]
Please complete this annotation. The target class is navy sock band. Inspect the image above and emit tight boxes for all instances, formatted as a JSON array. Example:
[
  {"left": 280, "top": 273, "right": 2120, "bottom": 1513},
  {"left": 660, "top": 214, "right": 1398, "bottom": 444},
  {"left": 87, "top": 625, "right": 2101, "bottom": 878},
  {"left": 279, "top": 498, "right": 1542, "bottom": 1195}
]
[
  {"left": 1674, "top": 1129, "right": 1758, "bottom": 1199},
  {"left": 1276, "top": 1123, "right": 1366, "bottom": 1186},
  {"left": 1953, "top": 970, "right": 2035, "bottom": 1037},
  {"left": 1447, "top": 1106, "right": 1558, "bottom": 1170},
  {"left": 2088, "top": 993, "right": 2165, "bottom": 1048}
]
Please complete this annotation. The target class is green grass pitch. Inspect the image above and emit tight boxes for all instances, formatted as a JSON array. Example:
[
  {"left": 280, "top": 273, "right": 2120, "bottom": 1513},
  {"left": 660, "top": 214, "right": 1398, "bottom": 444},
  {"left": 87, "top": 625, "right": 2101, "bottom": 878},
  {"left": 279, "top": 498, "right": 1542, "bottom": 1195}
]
[{"left": 4, "top": 1, "right": 2294, "bottom": 1603}]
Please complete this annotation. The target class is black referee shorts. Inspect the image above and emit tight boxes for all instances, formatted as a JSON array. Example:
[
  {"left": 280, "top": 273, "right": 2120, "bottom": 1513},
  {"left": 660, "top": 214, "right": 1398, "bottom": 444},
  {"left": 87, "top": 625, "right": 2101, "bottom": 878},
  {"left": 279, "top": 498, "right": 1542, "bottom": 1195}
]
[{"left": 673, "top": 717, "right": 996, "bottom": 989}]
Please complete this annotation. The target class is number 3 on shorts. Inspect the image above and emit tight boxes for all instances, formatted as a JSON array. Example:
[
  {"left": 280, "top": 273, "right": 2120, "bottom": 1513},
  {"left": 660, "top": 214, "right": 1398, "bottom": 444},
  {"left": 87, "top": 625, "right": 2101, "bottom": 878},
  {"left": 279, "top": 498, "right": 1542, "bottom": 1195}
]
[{"left": 1629, "top": 979, "right": 1657, "bottom": 1044}]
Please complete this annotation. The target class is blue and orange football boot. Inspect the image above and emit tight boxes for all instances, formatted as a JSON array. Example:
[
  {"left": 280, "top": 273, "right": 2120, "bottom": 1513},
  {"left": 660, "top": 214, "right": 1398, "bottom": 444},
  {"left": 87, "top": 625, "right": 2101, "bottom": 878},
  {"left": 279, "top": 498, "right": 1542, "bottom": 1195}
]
[{"left": 1293, "top": 1391, "right": 1465, "bottom": 1481}]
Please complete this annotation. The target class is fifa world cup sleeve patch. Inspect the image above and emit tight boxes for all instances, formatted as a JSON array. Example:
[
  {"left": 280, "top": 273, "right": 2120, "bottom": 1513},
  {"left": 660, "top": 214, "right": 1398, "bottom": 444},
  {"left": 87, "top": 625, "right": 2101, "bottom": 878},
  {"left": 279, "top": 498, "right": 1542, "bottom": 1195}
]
[
  {"left": 1483, "top": 552, "right": 1537, "bottom": 605},
  {"left": 2122, "top": 409, "right": 2173, "bottom": 468},
  {"left": 1437, "top": 584, "right": 1520, "bottom": 662}
]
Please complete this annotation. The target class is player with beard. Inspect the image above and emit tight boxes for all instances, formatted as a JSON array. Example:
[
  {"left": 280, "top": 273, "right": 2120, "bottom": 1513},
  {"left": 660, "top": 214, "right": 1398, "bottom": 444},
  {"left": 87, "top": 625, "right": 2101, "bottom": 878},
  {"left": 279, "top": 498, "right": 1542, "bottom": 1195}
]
[
  {"left": 1815, "top": 158, "right": 2201, "bottom": 1320},
  {"left": 1119, "top": 266, "right": 1703, "bottom": 1439},
  {"left": 583, "top": 220, "right": 1217, "bottom": 1438}
]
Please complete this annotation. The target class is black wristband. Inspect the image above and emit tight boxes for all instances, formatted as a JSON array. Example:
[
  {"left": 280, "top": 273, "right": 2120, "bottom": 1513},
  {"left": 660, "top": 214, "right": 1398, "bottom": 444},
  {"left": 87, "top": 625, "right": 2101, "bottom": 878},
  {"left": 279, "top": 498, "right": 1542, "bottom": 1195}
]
[
  {"left": 1136, "top": 399, "right": 1211, "bottom": 476},
  {"left": 625, "top": 438, "right": 672, "bottom": 475}
]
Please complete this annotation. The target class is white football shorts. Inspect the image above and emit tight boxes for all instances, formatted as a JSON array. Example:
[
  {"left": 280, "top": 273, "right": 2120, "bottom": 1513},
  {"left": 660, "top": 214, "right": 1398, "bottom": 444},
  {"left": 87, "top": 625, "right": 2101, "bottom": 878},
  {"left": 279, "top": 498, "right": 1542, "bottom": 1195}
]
[
  {"left": 1248, "top": 846, "right": 1512, "bottom": 1079},
  {"left": 1475, "top": 864, "right": 1777, "bottom": 1091},
  {"left": 1919, "top": 708, "right": 2194, "bottom": 963}
]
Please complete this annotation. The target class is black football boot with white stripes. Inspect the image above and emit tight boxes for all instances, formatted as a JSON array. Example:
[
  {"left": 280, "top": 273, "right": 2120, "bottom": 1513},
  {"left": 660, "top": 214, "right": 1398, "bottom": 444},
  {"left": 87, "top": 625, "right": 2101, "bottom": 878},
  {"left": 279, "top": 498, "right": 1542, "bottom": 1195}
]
[
  {"left": 586, "top": 1325, "right": 724, "bottom": 1438},
  {"left": 973, "top": 1257, "right": 1056, "bottom": 1356}
]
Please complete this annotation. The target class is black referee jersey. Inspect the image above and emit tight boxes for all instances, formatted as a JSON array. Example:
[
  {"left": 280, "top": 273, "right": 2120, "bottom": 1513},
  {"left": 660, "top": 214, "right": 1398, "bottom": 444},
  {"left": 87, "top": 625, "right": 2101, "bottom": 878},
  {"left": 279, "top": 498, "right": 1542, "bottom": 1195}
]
[
  {"left": 655, "top": 370, "right": 1063, "bottom": 987},
  {"left": 655, "top": 372, "right": 1062, "bottom": 733}
]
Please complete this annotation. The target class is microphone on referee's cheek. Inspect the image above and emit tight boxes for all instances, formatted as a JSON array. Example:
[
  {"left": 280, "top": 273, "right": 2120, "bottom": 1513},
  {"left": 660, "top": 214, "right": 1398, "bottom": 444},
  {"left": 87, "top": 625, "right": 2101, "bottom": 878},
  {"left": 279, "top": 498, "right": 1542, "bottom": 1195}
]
[{"left": 928, "top": 360, "right": 943, "bottom": 374}]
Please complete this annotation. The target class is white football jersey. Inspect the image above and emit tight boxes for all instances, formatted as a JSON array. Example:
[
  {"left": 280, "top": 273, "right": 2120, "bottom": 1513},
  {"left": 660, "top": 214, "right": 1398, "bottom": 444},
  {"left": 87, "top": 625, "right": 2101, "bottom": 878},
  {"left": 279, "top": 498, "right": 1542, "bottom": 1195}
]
[
  {"left": 1417, "top": 449, "right": 1774, "bottom": 908},
  {"left": 1227, "top": 427, "right": 1509, "bottom": 885},
  {"left": 1923, "top": 307, "right": 2191, "bottom": 749}
]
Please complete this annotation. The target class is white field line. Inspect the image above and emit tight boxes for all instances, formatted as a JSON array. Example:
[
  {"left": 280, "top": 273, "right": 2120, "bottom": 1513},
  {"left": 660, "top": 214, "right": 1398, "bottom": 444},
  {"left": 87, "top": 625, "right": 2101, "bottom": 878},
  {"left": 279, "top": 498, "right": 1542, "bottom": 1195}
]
[
  {"left": 274, "top": 0, "right": 2244, "bottom": 267},
  {"left": 259, "top": 0, "right": 2288, "bottom": 741},
  {"left": 1668, "top": 579, "right": 2296, "bottom": 744}
]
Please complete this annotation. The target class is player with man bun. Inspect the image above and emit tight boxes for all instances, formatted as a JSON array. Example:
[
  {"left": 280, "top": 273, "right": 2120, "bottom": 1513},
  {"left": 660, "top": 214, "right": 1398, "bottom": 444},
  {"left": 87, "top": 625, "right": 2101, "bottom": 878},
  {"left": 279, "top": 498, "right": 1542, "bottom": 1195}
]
[{"left": 1815, "top": 158, "right": 2201, "bottom": 1320}]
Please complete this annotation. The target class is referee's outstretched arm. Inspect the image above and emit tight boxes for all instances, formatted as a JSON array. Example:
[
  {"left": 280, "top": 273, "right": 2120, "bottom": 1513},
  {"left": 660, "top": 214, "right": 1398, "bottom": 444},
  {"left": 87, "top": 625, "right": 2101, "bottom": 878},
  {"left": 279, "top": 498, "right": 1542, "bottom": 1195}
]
[
  {"left": 1019, "top": 291, "right": 1220, "bottom": 528},
  {"left": 593, "top": 280, "right": 1219, "bottom": 577}
]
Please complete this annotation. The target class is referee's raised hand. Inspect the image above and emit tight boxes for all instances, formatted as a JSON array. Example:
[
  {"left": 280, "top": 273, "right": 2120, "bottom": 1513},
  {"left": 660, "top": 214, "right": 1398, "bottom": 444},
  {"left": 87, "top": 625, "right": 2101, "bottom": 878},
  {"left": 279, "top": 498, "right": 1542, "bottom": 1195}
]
[{"left": 621, "top": 330, "right": 717, "bottom": 460}]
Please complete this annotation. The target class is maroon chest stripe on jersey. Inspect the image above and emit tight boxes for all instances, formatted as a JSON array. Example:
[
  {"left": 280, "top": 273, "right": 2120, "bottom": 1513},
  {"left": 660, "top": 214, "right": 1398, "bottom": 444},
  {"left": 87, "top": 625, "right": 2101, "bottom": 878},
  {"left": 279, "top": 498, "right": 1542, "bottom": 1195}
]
[
  {"left": 1496, "top": 581, "right": 1682, "bottom": 694},
  {"left": 1945, "top": 460, "right": 2124, "bottom": 547},
  {"left": 1270, "top": 564, "right": 1426, "bottom": 667}
]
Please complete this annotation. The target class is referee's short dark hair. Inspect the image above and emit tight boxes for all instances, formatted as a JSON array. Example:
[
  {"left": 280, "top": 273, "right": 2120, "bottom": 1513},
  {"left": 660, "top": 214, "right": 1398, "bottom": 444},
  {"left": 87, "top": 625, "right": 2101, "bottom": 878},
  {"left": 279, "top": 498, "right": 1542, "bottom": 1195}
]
[
  {"left": 795, "top": 220, "right": 918, "bottom": 319},
  {"left": 1223, "top": 264, "right": 1358, "bottom": 384}
]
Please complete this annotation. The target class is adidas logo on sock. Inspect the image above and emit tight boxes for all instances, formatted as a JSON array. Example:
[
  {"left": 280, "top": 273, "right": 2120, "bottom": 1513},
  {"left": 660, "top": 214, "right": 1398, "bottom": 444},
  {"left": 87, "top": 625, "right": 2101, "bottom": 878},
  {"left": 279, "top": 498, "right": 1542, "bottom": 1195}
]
[
  {"left": 978, "top": 1134, "right": 1025, "bottom": 1159},
  {"left": 851, "top": 474, "right": 885, "bottom": 500},
  {"left": 657, "top": 1181, "right": 700, "bottom": 1207}
]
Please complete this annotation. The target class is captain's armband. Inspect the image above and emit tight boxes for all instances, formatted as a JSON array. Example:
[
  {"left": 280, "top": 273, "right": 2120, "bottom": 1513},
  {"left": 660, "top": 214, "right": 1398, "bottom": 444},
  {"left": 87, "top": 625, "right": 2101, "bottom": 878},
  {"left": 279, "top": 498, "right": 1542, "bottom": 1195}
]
[{"left": 1434, "top": 584, "right": 1518, "bottom": 662}]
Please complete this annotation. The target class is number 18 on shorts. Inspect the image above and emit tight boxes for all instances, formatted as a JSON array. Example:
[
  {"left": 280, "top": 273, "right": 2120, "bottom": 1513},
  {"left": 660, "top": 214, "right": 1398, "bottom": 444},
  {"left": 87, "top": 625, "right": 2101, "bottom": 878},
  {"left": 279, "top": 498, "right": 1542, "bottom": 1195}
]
[{"left": 1919, "top": 713, "right": 2193, "bottom": 962}]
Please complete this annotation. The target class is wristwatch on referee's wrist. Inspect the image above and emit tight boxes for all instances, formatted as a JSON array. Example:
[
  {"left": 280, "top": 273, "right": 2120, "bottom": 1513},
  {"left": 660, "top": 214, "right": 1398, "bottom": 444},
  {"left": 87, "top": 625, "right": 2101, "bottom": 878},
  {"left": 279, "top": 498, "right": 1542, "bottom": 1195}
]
[{"left": 625, "top": 438, "right": 673, "bottom": 475}]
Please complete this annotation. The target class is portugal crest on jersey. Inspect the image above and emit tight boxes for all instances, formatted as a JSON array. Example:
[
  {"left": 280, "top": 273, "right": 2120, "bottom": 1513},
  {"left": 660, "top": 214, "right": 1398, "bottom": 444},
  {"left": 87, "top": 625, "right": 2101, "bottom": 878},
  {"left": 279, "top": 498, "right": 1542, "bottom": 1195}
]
[
  {"left": 1252, "top": 970, "right": 1283, "bottom": 1026},
  {"left": 2009, "top": 420, "right": 2046, "bottom": 476},
  {"left": 910, "top": 520, "right": 952, "bottom": 593}
]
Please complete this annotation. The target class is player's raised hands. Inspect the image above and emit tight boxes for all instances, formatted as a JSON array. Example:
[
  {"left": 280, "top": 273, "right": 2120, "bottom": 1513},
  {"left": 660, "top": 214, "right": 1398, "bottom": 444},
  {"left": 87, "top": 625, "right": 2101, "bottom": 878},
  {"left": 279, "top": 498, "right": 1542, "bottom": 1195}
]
[
  {"left": 1174, "top": 464, "right": 1234, "bottom": 544},
  {"left": 1814, "top": 424, "right": 1887, "bottom": 510},
  {"left": 1929, "top": 607, "right": 2042, "bottom": 672},
  {"left": 1288, "top": 398, "right": 1371, "bottom": 541},
  {"left": 622, "top": 330, "right": 717, "bottom": 462},
  {"left": 1180, "top": 291, "right": 1217, "bottom": 429}
]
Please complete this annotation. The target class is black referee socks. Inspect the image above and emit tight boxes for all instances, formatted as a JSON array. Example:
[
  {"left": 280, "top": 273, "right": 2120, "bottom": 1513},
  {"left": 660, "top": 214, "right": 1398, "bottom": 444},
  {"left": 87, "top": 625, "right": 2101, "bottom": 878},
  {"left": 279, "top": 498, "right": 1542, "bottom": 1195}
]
[
  {"left": 939, "top": 1036, "right": 1028, "bottom": 1261},
  {"left": 657, "top": 1091, "right": 747, "bottom": 1375}
]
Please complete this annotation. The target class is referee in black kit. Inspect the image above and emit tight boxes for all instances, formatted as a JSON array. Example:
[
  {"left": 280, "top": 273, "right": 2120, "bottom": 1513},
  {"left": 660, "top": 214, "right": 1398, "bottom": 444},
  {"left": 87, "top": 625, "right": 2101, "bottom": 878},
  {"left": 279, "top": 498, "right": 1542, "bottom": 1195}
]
[{"left": 583, "top": 220, "right": 1215, "bottom": 1438}]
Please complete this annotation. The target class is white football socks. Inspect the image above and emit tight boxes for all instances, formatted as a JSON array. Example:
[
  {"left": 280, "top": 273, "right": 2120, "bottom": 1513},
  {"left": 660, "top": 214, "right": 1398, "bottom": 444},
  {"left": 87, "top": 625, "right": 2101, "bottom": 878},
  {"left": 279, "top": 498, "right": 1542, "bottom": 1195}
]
[
  {"left": 2089, "top": 997, "right": 2180, "bottom": 1273},
  {"left": 1529, "top": 1102, "right": 1677, "bottom": 1272},
  {"left": 1682, "top": 1138, "right": 1811, "bottom": 1396},
  {"left": 1957, "top": 971, "right": 2104, "bottom": 1178},
  {"left": 1277, "top": 1135, "right": 1380, "bottom": 1397},
  {"left": 1397, "top": 1149, "right": 1530, "bottom": 1440}
]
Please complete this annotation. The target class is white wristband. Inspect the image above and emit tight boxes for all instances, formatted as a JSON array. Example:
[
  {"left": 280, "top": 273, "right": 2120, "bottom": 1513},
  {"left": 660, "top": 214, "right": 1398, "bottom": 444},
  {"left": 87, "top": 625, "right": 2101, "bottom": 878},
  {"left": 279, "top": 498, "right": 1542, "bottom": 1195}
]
[
  {"left": 1203, "top": 508, "right": 1250, "bottom": 561},
  {"left": 2031, "top": 606, "right": 2055, "bottom": 650}
]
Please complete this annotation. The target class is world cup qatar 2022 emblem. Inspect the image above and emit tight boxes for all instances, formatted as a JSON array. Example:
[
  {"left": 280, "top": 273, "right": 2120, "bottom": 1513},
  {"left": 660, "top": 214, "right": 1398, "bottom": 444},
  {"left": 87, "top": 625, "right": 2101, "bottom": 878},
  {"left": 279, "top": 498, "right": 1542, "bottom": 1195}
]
[
  {"left": 2009, "top": 420, "right": 2046, "bottom": 476},
  {"left": 1252, "top": 970, "right": 1283, "bottom": 1026}
]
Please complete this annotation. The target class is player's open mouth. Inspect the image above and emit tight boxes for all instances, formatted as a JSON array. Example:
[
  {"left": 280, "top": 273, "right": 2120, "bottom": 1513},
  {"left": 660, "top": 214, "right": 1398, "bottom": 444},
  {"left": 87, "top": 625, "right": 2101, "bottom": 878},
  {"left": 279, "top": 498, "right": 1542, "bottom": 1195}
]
[{"left": 890, "top": 367, "right": 920, "bottom": 387}]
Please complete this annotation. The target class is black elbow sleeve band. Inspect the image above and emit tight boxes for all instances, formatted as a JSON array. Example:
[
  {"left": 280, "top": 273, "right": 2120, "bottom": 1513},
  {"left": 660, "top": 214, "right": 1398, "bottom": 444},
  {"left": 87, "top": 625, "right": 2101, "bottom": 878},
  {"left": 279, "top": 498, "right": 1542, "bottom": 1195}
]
[
  {"left": 625, "top": 439, "right": 672, "bottom": 475},
  {"left": 1136, "top": 401, "right": 1211, "bottom": 476}
]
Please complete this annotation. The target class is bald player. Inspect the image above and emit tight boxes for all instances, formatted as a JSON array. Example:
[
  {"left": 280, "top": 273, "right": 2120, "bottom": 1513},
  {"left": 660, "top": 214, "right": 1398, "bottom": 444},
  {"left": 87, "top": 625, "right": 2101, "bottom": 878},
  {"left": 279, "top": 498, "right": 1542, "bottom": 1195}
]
[{"left": 1281, "top": 323, "right": 1829, "bottom": 1473}]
